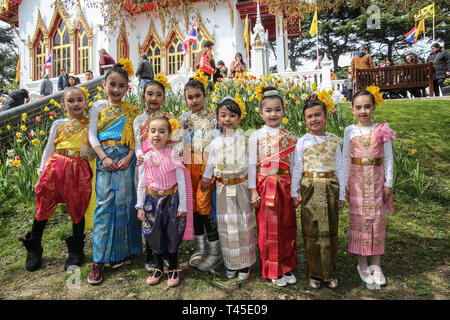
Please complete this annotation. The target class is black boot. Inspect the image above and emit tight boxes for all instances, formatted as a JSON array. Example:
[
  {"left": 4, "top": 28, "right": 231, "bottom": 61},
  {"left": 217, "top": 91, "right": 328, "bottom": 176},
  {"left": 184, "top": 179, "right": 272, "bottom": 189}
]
[
  {"left": 64, "top": 234, "right": 85, "bottom": 271},
  {"left": 19, "top": 232, "right": 43, "bottom": 271}
]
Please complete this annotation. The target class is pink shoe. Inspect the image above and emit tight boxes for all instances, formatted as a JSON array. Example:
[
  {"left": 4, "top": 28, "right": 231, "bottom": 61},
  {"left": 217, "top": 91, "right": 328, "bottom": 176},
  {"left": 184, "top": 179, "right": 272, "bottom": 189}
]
[
  {"left": 146, "top": 268, "right": 163, "bottom": 285},
  {"left": 167, "top": 270, "right": 181, "bottom": 287}
]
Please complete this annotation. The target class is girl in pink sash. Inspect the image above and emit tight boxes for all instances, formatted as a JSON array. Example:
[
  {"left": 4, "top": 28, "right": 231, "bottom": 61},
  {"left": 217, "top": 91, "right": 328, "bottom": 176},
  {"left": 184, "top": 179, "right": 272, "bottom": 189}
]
[
  {"left": 136, "top": 117, "right": 193, "bottom": 287},
  {"left": 343, "top": 89, "right": 395, "bottom": 287}
]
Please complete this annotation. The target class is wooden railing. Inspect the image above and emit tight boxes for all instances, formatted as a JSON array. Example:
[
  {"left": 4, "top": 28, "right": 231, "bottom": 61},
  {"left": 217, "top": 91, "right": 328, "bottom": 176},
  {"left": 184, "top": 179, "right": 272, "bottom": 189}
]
[{"left": 355, "top": 62, "right": 434, "bottom": 96}]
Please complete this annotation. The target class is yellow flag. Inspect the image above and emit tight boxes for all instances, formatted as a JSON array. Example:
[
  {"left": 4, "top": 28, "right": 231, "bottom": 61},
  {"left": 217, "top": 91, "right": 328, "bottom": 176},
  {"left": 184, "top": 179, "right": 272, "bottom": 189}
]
[
  {"left": 15, "top": 57, "right": 20, "bottom": 83},
  {"left": 243, "top": 15, "right": 249, "bottom": 55},
  {"left": 414, "top": 3, "right": 435, "bottom": 21},
  {"left": 414, "top": 19, "right": 424, "bottom": 39},
  {"left": 309, "top": 11, "right": 318, "bottom": 37}
]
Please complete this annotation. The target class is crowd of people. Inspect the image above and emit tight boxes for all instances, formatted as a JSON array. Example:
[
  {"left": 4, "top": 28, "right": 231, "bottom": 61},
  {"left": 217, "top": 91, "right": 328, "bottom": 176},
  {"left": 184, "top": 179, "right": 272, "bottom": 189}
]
[{"left": 18, "top": 62, "right": 395, "bottom": 291}]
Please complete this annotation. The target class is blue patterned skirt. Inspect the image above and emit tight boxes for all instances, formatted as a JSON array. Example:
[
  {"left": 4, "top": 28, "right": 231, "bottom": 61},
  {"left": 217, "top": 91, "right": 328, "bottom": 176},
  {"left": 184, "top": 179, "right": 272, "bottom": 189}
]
[
  {"left": 142, "top": 191, "right": 186, "bottom": 254},
  {"left": 92, "top": 145, "right": 142, "bottom": 263}
]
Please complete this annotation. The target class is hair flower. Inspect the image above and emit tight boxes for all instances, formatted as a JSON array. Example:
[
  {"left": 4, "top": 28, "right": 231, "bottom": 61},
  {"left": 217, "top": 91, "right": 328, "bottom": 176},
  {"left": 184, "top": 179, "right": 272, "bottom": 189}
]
[
  {"left": 118, "top": 58, "right": 134, "bottom": 78},
  {"left": 154, "top": 73, "right": 171, "bottom": 90},
  {"left": 366, "top": 86, "right": 384, "bottom": 107},
  {"left": 193, "top": 70, "right": 209, "bottom": 89}
]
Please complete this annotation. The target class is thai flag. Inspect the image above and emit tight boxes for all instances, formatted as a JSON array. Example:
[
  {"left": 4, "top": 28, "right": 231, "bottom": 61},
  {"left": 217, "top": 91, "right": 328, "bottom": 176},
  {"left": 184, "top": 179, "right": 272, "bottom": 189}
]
[
  {"left": 405, "top": 26, "right": 417, "bottom": 43},
  {"left": 180, "top": 25, "right": 197, "bottom": 55},
  {"left": 40, "top": 52, "right": 52, "bottom": 76}
]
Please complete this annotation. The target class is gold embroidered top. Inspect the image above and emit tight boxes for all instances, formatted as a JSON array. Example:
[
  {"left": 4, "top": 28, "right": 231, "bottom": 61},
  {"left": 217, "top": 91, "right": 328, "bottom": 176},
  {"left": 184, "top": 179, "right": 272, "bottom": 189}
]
[
  {"left": 212, "top": 133, "right": 248, "bottom": 180},
  {"left": 54, "top": 116, "right": 95, "bottom": 160},
  {"left": 303, "top": 133, "right": 340, "bottom": 172}
]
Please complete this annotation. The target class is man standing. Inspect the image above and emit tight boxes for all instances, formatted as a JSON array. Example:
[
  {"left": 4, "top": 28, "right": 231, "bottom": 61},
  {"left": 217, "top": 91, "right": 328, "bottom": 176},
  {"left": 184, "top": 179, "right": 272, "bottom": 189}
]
[
  {"left": 57, "top": 70, "right": 69, "bottom": 91},
  {"left": 135, "top": 53, "right": 154, "bottom": 89},
  {"left": 426, "top": 43, "right": 450, "bottom": 96},
  {"left": 98, "top": 49, "right": 115, "bottom": 76},
  {"left": 85, "top": 70, "right": 94, "bottom": 81},
  {"left": 40, "top": 74, "right": 53, "bottom": 97},
  {"left": 351, "top": 46, "right": 375, "bottom": 88}
]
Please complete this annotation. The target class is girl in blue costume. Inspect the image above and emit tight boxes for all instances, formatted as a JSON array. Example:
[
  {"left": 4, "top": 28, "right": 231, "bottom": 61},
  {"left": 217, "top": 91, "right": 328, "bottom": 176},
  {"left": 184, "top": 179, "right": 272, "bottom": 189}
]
[{"left": 87, "top": 63, "right": 142, "bottom": 284}]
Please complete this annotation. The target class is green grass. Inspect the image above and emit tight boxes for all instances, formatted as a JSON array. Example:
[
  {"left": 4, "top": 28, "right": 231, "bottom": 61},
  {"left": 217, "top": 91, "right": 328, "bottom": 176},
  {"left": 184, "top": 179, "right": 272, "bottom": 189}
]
[{"left": 0, "top": 98, "right": 448, "bottom": 300}]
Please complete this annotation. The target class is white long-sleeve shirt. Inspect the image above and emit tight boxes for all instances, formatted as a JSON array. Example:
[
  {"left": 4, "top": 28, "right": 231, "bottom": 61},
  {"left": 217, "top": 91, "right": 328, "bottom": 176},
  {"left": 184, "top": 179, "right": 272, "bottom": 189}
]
[
  {"left": 342, "top": 124, "right": 394, "bottom": 188},
  {"left": 88, "top": 100, "right": 109, "bottom": 149},
  {"left": 290, "top": 133, "right": 345, "bottom": 200},
  {"left": 38, "top": 119, "right": 68, "bottom": 174},
  {"left": 248, "top": 125, "right": 295, "bottom": 189},
  {"left": 135, "top": 150, "right": 187, "bottom": 212},
  {"left": 133, "top": 112, "right": 148, "bottom": 159}
]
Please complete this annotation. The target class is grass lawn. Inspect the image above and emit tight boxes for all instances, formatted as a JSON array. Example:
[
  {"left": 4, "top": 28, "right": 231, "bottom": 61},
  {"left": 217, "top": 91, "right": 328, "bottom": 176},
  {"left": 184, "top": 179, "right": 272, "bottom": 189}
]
[{"left": 0, "top": 98, "right": 448, "bottom": 301}]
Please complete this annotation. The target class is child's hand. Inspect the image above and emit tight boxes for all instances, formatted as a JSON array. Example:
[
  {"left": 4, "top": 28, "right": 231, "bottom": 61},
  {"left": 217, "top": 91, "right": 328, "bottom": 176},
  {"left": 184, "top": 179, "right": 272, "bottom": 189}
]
[
  {"left": 250, "top": 189, "right": 261, "bottom": 208},
  {"left": 117, "top": 155, "right": 132, "bottom": 170},
  {"left": 200, "top": 177, "right": 211, "bottom": 192},
  {"left": 383, "top": 187, "right": 392, "bottom": 203},
  {"left": 177, "top": 211, "right": 187, "bottom": 217},
  {"left": 137, "top": 209, "right": 146, "bottom": 222},
  {"left": 292, "top": 195, "right": 302, "bottom": 208},
  {"left": 136, "top": 154, "right": 144, "bottom": 166},
  {"left": 338, "top": 200, "right": 345, "bottom": 211},
  {"left": 103, "top": 156, "right": 118, "bottom": 171},
  {"left": 345, "top": 185, "right": 350, "bottom": 200}
]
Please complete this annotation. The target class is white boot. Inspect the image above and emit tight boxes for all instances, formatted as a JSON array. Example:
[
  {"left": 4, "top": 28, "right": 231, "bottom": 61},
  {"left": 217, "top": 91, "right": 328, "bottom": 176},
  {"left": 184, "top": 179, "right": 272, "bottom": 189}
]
[
  {"left": 197, "top": 239, "right": 223, "bottom": 271},
  {"left": 189, "top": 234, "right": 207, "bottom": 268}
]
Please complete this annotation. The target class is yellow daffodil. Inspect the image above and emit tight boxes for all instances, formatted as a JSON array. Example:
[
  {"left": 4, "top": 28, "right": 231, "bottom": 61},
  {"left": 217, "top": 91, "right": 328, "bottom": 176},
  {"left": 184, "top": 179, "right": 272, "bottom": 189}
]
[
  {"left": 50, "top": 116, "right": 54, "bottom": 120},
  {"left": 12, "top": 159, "right": 21, "bottom": 167},
  {"left": 44, "top": 106, "right": 50, "bottom": 112},
  {"left": 79, "top": 86, "right": 90, "bottom": 99},
  {"left": 168, "top": 118, "right": 180, "bottom": 133},
  {"left": 366, "top": 86, "right": 384, "bottom": 106},
  {"left": 89, "top": 102, "right": 93, "bottom": 107},
  {"left": 32, "top": 139, "right": 39, "bottom": 146},
  {"left": 193, "top": 70, "right": 209, "bottom": 89},
  {"left": 118, "top": 57, "right": 134, "bottom": 78},
  {"left": 21, "top": 113, "right": 27, "bottom": 122},
  {"left": 39, "top": 130, "right": 45, "bottom": 136},
  {"left": 211, "top": 104, "right": 216, "bottom": 111},
  {"left": 312, "top": 82, "right": 317, "bottom": 91},
  {"left": 282, "top": 117, "right": 289, "bottom": 124},
  {"left": 97, "top": 86, "right": 103, "bottom": 92},
  {"left": 316, "top": 89, "right": 335, "bottom": 113},
  {"left": 411, "top": 149, "right": 417, "bottom": 155},
  {"left": 6, "top": 125, "right": 11, "bottom": 130},
  {"left": 342, "top": 97, "right": 347, "bottom": 102},
  {"left": 16, "top": 132, "right": 22, "bottom": 138},
  {"left": 96, "top": 93, "right": 103, "bottom": 100},
  {"left": 20, "top": 125, "right": 27, "bottom": 132}
]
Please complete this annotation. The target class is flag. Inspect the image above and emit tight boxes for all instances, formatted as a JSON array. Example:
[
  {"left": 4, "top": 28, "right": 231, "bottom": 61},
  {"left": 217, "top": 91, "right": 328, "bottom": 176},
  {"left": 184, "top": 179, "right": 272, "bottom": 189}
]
[
  {"left": 180, "top": 25, "right": 197, "bottom": 55},
  {"left": 15, "top": 57, "right": 20, "bottom": 83},
  {"left": 40, "top": 52, "right": 52, "bottom": 76},
  {"left": 414, "top": 19, "right": 424, "bottom": 40},
  {"left": 405, "top": 25, "right": 417, "bottom": 43},
  {"left": 309, "top": 11, "right": 318, "bottom": 37},
  {"left": 243, "top": 15, "right": 249, "bottom": 56},
  {"left": 414, "top": 3, "right": 435, "bottom": 21}
]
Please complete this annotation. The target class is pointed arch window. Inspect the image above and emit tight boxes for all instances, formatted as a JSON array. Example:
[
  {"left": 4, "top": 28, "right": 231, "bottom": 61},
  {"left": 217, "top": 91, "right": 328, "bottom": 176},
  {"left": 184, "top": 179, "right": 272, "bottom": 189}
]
[
  {"left": 34, "top": 34, "right": 46, "bottom": 80},
  {"left": 77, "top": 27, "right": 90, "bottom": 74},
  {"left": 52, "top": 19, "right": 71, "bottom": 78},
  {"left": 146, "top": 40, "right": 162, "bottom": 75},
  {"left": 118, "top": 29, "right": 129, "bottom": 60},
  {"left": 167, "top": 35, "right": 184, "bottom": 75}
]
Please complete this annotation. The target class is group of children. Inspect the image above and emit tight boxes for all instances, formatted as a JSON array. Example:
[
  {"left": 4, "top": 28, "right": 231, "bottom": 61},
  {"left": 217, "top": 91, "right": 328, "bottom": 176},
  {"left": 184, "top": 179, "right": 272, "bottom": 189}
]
[{"left": 19, "top": 63, "right": 395, "bottom": 290}]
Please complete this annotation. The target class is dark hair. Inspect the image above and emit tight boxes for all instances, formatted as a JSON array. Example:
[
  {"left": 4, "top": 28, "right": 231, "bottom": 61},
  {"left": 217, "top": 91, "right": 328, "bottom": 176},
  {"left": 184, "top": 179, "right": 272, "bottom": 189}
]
[
  {"left": 203, "top": 40, "right": 214, "bottom": 48},
  {"left": 303, "top": 94, "right": 327, "bottom": 116},
  {"left": 62, "top": 86, "right": 86, "bottom": 103},
  {"left": 141, "top": 53, "right": 148, "bottom": 59},
  {"left": 217, "top": 60, "right": 225, "bottom": 66},
  {"left": 260, "top": 86, "right": 284, "bottom": 109},
  {"left": 85, "top": 70, "right": 93, "bottom": 75},
  {"left": 105, "top": 63, "right": 129, "bottom": 83},
  {"left": 184, "top": 78, "right": 206, "bottom": 96},
  {"left": 352, "top": 89, "right": 376, "bottom": 106},
  {"left": 149, "top": 116, "right": 172, "bottom": 134},
  {"left": 217, "top": 98, "right": 241, "bottom": 118},
  {"left": 143, "top": 80, "right": 166, "bottom": 97},
  {"left": 431, "top": 42, "right": 441, "bottom": 50},
  {"left": 19, "top": 89, "right": 29, "bottom": 98},
  {"left": 235, "top": 52, "right": 246, "bottom": 67}
]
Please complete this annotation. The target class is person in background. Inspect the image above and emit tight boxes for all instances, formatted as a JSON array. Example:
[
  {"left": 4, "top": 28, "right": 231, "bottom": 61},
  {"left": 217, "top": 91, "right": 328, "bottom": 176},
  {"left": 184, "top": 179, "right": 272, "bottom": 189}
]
[
  {"left": 351, "top": 46, "right": 375, "bottom": 88},
  {"left": 194, "top": 40, "right": 216, "bottom": 79},
  {"left": 1, "top": 89, "right": 30, "bottom": 112},
  {"left": 213, "top": 60, "right": 228, "bottom": 82},
  {"left": 57, "top": 69, "right": 69, "bottom": 91},
  {"left": 426, "top": 43, "right": 450, "bottom": 96},
  {"left": 229, "top": 53, "right": 247, "bottom": 75},
  {"left": 40, "top": 74, "right": 53, "bottom": 97},
  {"left": 98, "top": 49, "right": 116, "bottom": 76},
  {"left": 68, "top": 75, "right": 77, "bottom": 87},
  {"left": 135, "top": 53, "right": 154, "bottom": 90},
  {"left": 85, "top": 70, "right": 94, "bottom": 81}
]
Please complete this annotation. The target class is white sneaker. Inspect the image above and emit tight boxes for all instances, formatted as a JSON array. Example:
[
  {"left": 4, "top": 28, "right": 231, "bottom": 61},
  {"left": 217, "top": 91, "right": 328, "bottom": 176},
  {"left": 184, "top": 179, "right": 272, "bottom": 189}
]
[
  {"left": 283, "top": 272, "right": 297, "bottom": 284},
  {"left": 226, "top": 269, "right": 237, "bottom": 279},
  {"left": 271, "top": 277, "right": 287, "bottom": 287},
  {"left": 357, "top": 264, "right": 375, "bottom": 285},
  {"left": 369, "top": 265, "right": 386, "bottom": 286}
]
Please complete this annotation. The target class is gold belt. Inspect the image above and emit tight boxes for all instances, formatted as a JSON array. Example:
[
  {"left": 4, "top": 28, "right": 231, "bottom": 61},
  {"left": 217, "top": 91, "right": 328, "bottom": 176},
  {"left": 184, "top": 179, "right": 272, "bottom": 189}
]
[
  {"left": 147, "top": 185, "right": 178, "bottom": 197},
  {"left": 55, "top": 149, "right": 81, "bottom": 158},
  {"left": 303, "top": 171, "right": 335, "bottom": 178},
  {"left": 217, "top": 176, "right": 248, "bottom": 186},
  {"left": 101, "top": 140, "right": 123, "bottom": 147},
  {"left": 351, "top": 157, "right": 383, "bottom": 166},
  {"left": 257, "top": 167, "right": 289, "bottom": 175}
]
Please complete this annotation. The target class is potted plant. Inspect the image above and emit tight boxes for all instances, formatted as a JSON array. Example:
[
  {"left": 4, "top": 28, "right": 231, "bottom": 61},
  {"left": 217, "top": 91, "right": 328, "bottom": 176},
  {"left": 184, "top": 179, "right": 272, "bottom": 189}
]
[{"left": 442, "top": 78, "right": 450, "bottom": 96}]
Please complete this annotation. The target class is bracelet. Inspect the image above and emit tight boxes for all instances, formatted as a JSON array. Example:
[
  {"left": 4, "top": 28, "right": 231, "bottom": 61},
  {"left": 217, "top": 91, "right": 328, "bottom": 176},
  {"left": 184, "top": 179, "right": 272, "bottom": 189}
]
[{"left": 101, "top": 155, "right": 108, "bottom": 161}]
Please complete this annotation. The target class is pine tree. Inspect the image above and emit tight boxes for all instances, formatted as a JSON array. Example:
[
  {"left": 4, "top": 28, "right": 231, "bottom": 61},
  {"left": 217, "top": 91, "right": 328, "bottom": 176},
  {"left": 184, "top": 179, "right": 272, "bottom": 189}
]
[{"left": 0, "top": 25, "right": 19, "bottom": 93}]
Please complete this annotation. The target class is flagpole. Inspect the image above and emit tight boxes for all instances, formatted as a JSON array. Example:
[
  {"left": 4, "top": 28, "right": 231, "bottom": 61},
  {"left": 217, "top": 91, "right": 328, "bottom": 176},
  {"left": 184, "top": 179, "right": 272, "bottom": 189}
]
[{"left": 316, "top": 6, "right": 319, "bottom": 67}]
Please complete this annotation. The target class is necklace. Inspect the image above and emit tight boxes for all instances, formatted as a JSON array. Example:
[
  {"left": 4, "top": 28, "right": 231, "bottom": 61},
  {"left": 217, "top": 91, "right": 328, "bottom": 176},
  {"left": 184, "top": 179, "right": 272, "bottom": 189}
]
[
  {"left": 357, "top": 125, "right": 373, "bottom": 149},
  {"left": 150, "top": 150, "right": 164, "bottom": 167},
  {"left": 311, "top": 133, "right": 328, "bottom": 154}
]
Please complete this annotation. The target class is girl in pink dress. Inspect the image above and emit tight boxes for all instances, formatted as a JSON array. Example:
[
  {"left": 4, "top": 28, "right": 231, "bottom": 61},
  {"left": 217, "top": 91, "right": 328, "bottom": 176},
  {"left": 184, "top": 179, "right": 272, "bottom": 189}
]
[{"left": 343, "top": 89, "right": 395, "bottom": 287}]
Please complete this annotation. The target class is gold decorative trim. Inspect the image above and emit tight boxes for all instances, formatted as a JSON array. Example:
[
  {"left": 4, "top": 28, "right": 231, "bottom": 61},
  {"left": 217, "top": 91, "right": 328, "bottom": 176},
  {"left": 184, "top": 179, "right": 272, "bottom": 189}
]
[
  {"left": 48, "top": 0, "right": 73, "bottom": 35},
  {"left": 227, "top": 0, "right": 234, "bottom": 29},
  {"left": 163, "top": 20, "right": 185, "bottom": 48},
  {"left": 74, "top": 0, "right": 93, "bottom": 38},
  {"left": 117, "top": 23, "right": 130, "bottom": 59},
  {"left": 28, "top": 9, "right": 48, "bottom": 51},
  {"left": 139, "top": 19, "right": 163, "bottom": 54},
  {"left": 196, "top": 11, "right": 214, "bottom": 43}
]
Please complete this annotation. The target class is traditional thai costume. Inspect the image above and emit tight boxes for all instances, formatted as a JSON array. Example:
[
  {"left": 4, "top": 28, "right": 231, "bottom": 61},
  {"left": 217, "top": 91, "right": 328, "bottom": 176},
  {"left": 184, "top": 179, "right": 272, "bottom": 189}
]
[
  {"left": 136, "top": 141, "right": 193, "bottom": 277},
  {"left": 88, "top": 100, "right": 142, "bottom": 264},
  {"left": 291, "top": 133, "right": 345, "bottom": 283},
  {"left": 342, "top": 123, "right": 395, "bottom": 256},
  {"left": 179, "top": 108, "right": 222, "bottom": 271},
  {"left": 203, "top": 131, "right": 256, "bottom": 274},
  {"left": 248, "top": 125, "right": 297, "bottom": 280},
  {"left": 20, "top": 116, "right": 95, "bottom": 271}
]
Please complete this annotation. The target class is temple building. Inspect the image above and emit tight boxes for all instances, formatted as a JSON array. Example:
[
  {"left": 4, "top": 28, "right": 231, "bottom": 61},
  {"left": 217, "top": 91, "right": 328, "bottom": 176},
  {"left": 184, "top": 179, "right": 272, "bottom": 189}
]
[{"left": 0, "top": 0, "right": 303, "bottom": 94}]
